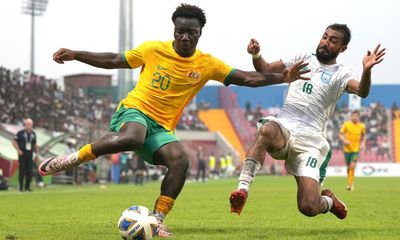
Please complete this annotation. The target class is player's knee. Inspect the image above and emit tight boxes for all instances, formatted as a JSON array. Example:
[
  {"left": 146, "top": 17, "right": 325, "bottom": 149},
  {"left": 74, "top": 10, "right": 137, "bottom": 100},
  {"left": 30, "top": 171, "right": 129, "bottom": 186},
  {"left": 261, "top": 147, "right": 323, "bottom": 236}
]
[
  {"left": 116, "top": 134, "right": 143, "bottom": 149},
  {"left": 298, "top": 202, "right": 319, "bottom": 217},
  {"left": 256, "top": 124, "right": 278, "bottom": 147},
  {"left": 167, "top": 149, "right": 189, "bottom": 171}
]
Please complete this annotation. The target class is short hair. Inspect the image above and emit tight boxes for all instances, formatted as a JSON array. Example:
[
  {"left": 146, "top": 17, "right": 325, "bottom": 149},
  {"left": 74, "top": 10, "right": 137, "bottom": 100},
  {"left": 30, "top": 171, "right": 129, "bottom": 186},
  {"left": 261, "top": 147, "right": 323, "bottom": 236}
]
[
  {"left": 172, "top": 3, "right": 206, "bottom": 28},
  {"left": 23, "top": 118, "right": 33, "bottom": 125},
  {"left": 327, "top": 23, "right": 351, "bottom": 45},
  {"left": 351, "top": 110, "right": 360, "bottom": 115}
]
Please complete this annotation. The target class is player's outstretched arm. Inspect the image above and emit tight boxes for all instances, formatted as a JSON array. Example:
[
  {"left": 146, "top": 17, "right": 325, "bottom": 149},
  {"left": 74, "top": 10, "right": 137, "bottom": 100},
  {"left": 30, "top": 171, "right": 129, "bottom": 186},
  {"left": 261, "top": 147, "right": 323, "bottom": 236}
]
[
  {"left": 247, "top": 38, "right": 286, "bottom": 73},
  {"left": 53, "top": 48, "right": 130, "bottom": 69},
  {"left": 229, "top": 61, "right": 310, "bottom": 87},
  {"left": 346, "top": 44, "right": 386, "bottom": 98}
]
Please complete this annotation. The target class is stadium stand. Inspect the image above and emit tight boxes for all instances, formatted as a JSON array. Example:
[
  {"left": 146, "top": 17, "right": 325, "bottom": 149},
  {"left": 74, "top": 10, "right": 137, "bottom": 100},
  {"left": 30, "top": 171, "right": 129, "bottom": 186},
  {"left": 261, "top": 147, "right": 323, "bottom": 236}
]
[
  {"left": 218, "top": 87, "right": 256, "bottom": 150},
  {"left": 176, "top": 108, "right": 207, "bottom": 131},
  {"left": 198, "top": 109, "right": 245, "bottom": 159},
  {"left": 1, "top": 65, "right": 399, "bottom": 183},
  {"left": 0, "top": 66, "right": 114, "bottom": 132},
  {"left": 393, "top": 111, "right": 400, "bottom": 163}
]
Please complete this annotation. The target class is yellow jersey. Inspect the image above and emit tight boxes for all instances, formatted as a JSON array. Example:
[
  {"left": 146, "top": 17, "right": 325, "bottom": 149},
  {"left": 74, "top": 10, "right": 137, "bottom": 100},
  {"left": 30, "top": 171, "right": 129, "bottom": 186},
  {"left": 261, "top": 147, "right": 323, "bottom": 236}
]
[
  {"left": 209, "top": 156, "right": 216, "bottom": 169},
  {"left": 340, "top": 121, "right": 366, "bottom": 152},
  {"left": 121, "top": 41, "right": 235, "bottom": 131}
]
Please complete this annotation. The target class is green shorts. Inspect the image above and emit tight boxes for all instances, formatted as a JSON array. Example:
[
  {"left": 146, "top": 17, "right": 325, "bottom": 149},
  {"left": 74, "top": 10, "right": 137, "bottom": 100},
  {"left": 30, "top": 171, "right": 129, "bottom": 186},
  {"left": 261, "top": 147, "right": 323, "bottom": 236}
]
[
  {"left": 109, "top": 105, "right": 179, "bottom": 164},
  {"left": 344, "top": 152, "right": 359, "bottom": 165}
]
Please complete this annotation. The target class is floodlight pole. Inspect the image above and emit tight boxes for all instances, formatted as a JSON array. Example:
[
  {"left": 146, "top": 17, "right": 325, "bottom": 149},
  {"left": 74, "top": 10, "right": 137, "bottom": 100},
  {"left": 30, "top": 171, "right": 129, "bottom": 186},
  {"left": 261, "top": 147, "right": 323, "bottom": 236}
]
[
  {"left": 117, "top": 0, "right": 133, "bottom": 100},
  {"left": 22, "top": 0, "right": 48, "bottom": 75},
  {"left": 30, "top": 0, "right": 35, "bottom": 74}
]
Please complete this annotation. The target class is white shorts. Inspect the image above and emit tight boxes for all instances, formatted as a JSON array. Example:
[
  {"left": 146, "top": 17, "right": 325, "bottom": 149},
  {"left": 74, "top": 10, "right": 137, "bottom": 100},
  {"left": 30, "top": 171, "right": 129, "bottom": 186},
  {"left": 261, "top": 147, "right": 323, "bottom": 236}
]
[{"left": 257, "top": 116, "right": 332, "bottom": 183}]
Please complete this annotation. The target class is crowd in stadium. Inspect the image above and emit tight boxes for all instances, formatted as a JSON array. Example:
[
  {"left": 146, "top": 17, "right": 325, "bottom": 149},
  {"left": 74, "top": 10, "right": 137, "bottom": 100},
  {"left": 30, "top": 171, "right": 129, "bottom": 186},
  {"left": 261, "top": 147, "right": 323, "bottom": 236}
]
[
  {"left": 325, "top": 102, "right": 390, "bottom": 159},
  {"left": 0, "top": 66, "right": 115, "bottom": 133},
  {"left": 244, "top": 100, "right": 392, "bottom": 161},
  {"left": 176, "top": 108, "right": 207, "bottom": 131},
  {"left": 0, "top": 64, "right": 395, "bottom": 185},
  {"left": 0, "top": 66, "right": 207, "bottom": 133}
]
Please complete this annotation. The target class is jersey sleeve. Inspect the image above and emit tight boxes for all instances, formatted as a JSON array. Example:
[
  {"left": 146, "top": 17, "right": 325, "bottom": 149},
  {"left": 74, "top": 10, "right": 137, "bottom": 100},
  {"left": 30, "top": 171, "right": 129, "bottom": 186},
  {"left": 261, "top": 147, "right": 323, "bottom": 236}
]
[
  {"left": 282, "top": 53, "right": 310, "bottom": 68},
  {"left": 208, "top": 56, "right": 236, "bottom": 86},
  {"left": 123, "top": 42, "right": 153, "bottom": 69},
  {"left": 339, "top": 67, "right": 357, "bottom": 94}
]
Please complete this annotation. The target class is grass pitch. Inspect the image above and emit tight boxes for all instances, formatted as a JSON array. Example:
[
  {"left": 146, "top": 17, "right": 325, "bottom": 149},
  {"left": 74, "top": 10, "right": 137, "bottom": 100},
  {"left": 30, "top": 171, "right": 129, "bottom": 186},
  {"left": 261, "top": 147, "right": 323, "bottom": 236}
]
[{"left": 1, "top": 176, "right": 399, "bottom": 240}]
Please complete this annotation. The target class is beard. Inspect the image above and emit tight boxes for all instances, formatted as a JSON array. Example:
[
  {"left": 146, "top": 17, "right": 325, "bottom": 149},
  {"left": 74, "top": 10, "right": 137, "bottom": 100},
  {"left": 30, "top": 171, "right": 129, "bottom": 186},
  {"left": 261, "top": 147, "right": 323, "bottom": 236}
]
[{"left": 315, "top": 46, "right": 340, "bottom": 63}]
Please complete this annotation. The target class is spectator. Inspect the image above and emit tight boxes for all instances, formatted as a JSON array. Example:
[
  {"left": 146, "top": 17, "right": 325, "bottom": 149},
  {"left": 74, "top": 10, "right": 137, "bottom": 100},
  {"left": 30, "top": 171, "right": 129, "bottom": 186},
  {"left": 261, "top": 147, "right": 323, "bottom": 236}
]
[
  {"left": 225, "top": 152, "right": 235, "bottom": 177},
  {"left": 195, "top": 146, "right": 206, "bottom": 182},
  {"left": 208, "top": 153, "right": 216, "bottom": 179},
  {"left": 219, "top": 154, "right": 227, "bottom": 177},
  {"left": 110, "top": 153, "right": 120, "bottom": 183},
  {"left": 119, "top": 152, "right": 130, "bottom": 183},
  {"left": 0, "top": 169, "right": 8, "bottom": 190},
  {"left": 134, "top": 156, "right": 148, "bottom": 186}
]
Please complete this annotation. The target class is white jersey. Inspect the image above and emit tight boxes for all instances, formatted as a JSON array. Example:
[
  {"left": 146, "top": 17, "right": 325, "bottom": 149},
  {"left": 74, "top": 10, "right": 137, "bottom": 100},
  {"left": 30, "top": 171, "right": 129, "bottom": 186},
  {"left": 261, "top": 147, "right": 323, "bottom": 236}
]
[{"left": 278, "top": 53, "right": 357, "bottom": 135}]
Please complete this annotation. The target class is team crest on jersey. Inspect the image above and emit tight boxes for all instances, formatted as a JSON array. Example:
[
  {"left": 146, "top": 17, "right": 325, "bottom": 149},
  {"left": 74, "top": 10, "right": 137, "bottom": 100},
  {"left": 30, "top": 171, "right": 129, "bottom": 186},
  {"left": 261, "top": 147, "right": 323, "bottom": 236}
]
[
  {"left": 187, "top": 71, "right": 200, "bottom": 79},
  {"left": 321, "top": 71, "right": 333, "bottom": 84}
]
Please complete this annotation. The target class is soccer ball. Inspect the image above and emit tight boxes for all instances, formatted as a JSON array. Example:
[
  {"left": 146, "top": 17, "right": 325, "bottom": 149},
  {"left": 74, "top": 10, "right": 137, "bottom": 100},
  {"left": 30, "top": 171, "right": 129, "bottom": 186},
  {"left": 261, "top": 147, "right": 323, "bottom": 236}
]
[{"left": 118, "top": 205, "right": 158, "bottom": 240}]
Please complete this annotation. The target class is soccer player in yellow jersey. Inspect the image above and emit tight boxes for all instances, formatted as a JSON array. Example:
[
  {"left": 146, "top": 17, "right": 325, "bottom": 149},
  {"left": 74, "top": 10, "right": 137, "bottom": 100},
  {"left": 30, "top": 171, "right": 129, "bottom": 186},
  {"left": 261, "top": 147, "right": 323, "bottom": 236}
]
[
  {"left": 38, "top": 3, "right": 309, "bottom": 237},
  {"left": 339, "top": 110, "right": 366, "bottom": 191}
]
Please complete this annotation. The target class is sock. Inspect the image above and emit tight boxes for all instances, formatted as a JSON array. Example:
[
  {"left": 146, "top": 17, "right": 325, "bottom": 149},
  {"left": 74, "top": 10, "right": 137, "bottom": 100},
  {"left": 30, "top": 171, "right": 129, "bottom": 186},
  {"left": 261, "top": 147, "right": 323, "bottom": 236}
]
[
  {"left": 154, "top": 195, "right": 175, "bottom": 223},
  {"left": 77, "top": 144, "right": 97, "bottom": 162},
  {"left": 349, "top": 167, "right": 355, "bottom": 186},
  {"left": 322, "top": 195, "right": 333, "bottom": 213},
  {"left": 348, "top": 168, "right": 354, "bottom": 186},
  {"left": 237, "top": 158, "right": 262, "bottom": 191}
]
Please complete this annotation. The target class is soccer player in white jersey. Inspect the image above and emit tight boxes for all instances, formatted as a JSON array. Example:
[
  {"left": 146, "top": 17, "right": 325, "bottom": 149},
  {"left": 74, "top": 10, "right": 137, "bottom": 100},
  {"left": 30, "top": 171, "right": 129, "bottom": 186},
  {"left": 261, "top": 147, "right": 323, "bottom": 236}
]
[{"left": 229, "top": 24, "right": 385, "bottom": 219}]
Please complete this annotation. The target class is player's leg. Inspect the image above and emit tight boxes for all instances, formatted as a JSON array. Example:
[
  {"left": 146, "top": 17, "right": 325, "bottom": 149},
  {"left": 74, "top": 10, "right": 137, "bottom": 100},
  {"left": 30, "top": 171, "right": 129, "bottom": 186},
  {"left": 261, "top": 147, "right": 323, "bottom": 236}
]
[
  {"left": 344, "top": 152, "right": 352, "bottom": 190},
  {"left": 39, "top": 122, "right": 146, "bottom": 176},
  {"left": 152, "top": 141, "right": 189, "bottom": 237},
  {"left": 295, "top": 176, "right": 331, "bottom": 216},
  {"left": 293, "top": 137, "right": 347, "bottom": 219},
  {"left": 128, "top": 122, "right": 185, "bottom": 237},
  {"left": 295, "top": 176, "right": 347, "bottom": 219},
  {"left": 230, "top": 119, "right": 287, "bottom": 214},
  {"left": 39, "top": 106, "right": 148, "bottom": 176},
  {"left": 347, "top": 152, "right": 358, "bottom": 190}
]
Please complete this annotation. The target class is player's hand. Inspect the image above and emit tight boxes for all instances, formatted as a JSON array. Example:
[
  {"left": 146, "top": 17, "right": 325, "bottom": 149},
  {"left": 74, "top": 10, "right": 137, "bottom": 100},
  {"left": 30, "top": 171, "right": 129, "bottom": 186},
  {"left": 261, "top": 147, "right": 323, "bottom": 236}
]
[
  {"left": 282, "top": 61, "right": 310, "bottom": 83},
  {"left": 53, "top": 48, "right": 76, "bottom": 64},
  {"left": 17, "top": 149, "right": 23, "bottom": 156},
  {"left": 247, "top": 39, "right": 260, "bottom": 55},
  {"left": 363, "top": 44, "right": 386, "bottom": 71}
]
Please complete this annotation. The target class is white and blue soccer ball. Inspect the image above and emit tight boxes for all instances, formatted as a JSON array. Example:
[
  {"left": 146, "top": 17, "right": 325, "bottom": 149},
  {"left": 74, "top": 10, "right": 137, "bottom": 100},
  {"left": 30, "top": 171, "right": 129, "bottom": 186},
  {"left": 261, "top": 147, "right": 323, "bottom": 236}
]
[{"left": 118, "top": 205, "right": 158, "bottom": 240}]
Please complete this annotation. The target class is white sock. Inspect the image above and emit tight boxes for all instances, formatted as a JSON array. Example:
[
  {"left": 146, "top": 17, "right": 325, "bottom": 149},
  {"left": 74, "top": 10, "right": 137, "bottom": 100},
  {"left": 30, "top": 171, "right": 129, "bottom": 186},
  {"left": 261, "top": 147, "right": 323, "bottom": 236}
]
[
  {"left": 237, "top": 158, "right": 262, "bottom": 191},
  {"left": 321, "top": 195, "right": 333, "bottom": 213},
  {"left": 153, "top": 211, "right": 165, "bottom": 223}
]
